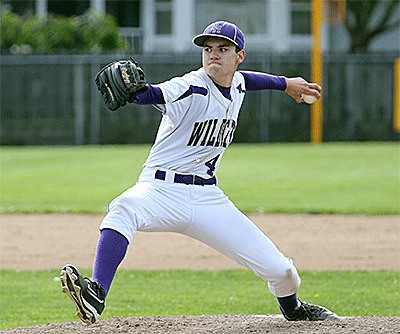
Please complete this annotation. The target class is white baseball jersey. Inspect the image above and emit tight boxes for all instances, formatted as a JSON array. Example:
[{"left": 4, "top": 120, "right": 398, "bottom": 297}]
[
  {"left": 144, "top": 67, "right": 246, "bottom": 179},
  {"left": 100, "top": 67, "right": 301, "bottom": 298}
]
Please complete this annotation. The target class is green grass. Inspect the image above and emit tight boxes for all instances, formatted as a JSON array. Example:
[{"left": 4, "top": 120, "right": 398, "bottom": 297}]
[
  {"left": 219, "top": 142, "right": 399, "bottom": 214},
  {"left": 0, "top": 145, "right": 150, "bottom": 214},
  {"left": 0, "top": 270, "right": 398, "bottom": 329},
  {"left": 1, "top": 143, "right": 399, "bottom": 214},
  {"left": 1, "top": 143, "right": 398, "bottom": 329}
]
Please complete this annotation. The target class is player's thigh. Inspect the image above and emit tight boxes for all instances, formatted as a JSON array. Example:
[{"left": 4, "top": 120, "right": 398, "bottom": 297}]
[
  {"left": 101, "top": 182, "right": 192, "bottom": 239},
  {"left": 186, "top": 195, "right": 285, "bottom": 268},
  {"left": 185, "top": 201, "right": 294, "bottom": 283}
]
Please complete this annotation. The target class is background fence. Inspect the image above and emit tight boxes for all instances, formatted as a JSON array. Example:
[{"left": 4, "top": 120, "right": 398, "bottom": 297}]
[{"left": 1, "top": 52, "right": 399, "bottom": 145}]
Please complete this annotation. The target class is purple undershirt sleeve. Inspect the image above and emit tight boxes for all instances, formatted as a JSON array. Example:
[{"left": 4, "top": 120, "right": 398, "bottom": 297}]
[
  {"left": 240, "top": 71, "right": 287, "bottom": 91},
  {"left": 134, "top": 73, "right": 286, "bottom": 104},
  {"left": 134, "top": 84, "right": 165, "bottom": 105}
]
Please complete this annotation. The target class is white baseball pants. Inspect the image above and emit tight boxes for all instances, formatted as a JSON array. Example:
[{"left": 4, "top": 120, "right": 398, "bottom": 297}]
[{"left": 100, "top": 167, "right": 301, "bottom": 297}]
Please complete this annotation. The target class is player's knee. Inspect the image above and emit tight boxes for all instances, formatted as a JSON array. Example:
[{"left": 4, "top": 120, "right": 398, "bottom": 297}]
[
  {"left": 102, "top": 195, "right": 141, "bottom": 239},
  {"left": 267, "top": 262, "right": 301, "bottom": 297},
  {"left": 108, "top": 195, "right": 130, "bottom": 215},
  {"left": 286, "top": 266, "right": 301, "bottom": 290}
]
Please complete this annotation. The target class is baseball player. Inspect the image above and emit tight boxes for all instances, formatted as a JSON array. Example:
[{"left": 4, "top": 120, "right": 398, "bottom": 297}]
[{"left": 61, "top": 21, "right": 340, "bottom": 325}]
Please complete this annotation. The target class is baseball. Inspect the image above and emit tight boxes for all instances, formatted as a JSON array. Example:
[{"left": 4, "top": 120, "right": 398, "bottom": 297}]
[{"left": 301, "top": 94, "right": 318, "bottom": 104}]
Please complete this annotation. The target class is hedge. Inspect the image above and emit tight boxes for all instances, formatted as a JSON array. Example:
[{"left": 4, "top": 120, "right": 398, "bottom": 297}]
[{"left": 0, "top": 9, "right": 128, "bottom": 54}]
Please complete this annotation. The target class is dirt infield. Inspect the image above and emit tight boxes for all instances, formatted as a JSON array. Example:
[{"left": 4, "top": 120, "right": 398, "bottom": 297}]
[
  {"left": 0, "top": 214, "right": 399, "bottom": 333},
  {"left": 1, "top": 214, "right": 399, "bottom": 271}
]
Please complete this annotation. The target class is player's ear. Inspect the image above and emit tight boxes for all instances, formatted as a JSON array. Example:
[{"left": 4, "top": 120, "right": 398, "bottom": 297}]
[{"left": 237, "top": 49, "right": 246, "bottom": 64}]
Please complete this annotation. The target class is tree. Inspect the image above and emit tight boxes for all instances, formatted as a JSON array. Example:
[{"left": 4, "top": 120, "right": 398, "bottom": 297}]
[{"left": 344, "top": 0, "right": 399, "bottom": 53}]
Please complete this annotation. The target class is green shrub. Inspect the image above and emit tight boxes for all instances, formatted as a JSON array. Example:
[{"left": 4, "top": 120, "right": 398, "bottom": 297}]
[
  {"left": 19, "top": 16, "right": 46, "bottom": 51},
  {"left": 73, "top": 10, "right": 126, "bottom": 53},
  {"left": 0, "top": 11, "right": 23, "bottom": 50},
  {"left": 0, "top": 9, "right": 128, "bottom": 54},
  {"left": 49, "top": 15, "right": 76, "bottom": 52}
]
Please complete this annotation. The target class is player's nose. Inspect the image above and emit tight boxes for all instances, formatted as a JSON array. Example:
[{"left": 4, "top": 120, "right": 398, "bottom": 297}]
[{"left": 210, "top": 49, "right": 220, "bottom": 59}]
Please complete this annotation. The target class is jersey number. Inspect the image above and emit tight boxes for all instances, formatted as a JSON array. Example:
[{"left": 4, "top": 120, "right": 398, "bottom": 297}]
[{"left": 205, "top": 155, "right": 220, "bottom": 176}]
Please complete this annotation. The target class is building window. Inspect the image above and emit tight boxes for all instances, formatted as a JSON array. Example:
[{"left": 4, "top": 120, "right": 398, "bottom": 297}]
[
  {"left": 47, "top": 1, "right": 90, "bottom": 17},
  {"left": 1, "top": 0, "right": 35, "bottom": 15},
  {"left": 155, "top": 0, "right": 172, "bottom": 35},
  {"left": 291, "top": 0, "right": 311, "bottom": 35},
  {"left": 195, "top": 0, "right": 267, "bottom": 35},
  {"left": 106, "top": 0, "right": 140, "bottom": 27}
]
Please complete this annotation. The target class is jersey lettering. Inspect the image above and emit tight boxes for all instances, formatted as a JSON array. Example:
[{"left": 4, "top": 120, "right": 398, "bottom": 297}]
[
  {"left": 200, "top": 119, "right": 217, "bottom": 146},
  {"left": 187, "top": 121, "right": 207, "bottom": 146},
  {"left": 187, "top": 118, "right": 237, "bottom": 148},
  {"left": 205, "top": 119, "right": 219, "bottom": 146}
]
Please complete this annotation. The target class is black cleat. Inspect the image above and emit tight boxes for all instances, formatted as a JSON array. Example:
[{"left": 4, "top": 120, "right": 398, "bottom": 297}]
[
  {"left": 281, "top": 299, "right": 340, "bottom": 321},
  {"left": 60, "top": 264, "right": 105, "bottom": 325}
]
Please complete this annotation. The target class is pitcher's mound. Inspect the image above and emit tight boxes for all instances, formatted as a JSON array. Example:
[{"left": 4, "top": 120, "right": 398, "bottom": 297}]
[{"left": 2, "top": 315, "right": 399, "bottom": 334}]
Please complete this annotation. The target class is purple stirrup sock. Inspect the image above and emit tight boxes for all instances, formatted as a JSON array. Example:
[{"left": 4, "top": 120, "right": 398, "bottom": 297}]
[
  {"left": 92, "top": 228, "right": 129, "bottom": 297},
  {"left": 277, "top": 293, "right": 300, "bottom": 316}
]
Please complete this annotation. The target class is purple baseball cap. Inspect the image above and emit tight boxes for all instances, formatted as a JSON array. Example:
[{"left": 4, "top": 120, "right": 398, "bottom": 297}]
[{"left": 193, "top": 21, "right": 245, "bottom": 50}]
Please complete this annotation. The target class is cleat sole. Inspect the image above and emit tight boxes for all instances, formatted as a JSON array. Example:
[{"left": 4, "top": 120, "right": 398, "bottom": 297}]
[{"left": 60, "top": 266, "right": 97, "bottom": 325}]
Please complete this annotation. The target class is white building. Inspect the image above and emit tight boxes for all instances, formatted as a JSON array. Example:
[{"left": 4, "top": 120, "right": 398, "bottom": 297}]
[{"left": 3, "top": 0, "right": 400, "bottom": 54}]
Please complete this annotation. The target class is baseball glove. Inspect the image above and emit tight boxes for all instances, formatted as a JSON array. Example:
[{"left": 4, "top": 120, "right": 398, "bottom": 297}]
[{"left": 95, "top": 58, "right": 148, "bottom": 111}]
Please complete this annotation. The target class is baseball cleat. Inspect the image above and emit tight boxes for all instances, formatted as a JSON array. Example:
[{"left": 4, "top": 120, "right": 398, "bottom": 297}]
[
  {"left": 281, "top": 300, "right": 340, "bottom": 321},
  {"left": 60, "top": 264, "right": 105, "bottom": 325}
]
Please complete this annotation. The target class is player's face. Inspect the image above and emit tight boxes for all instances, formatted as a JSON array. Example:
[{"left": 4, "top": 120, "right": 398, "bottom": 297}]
[{"left": 202, "top": 38, "right": 246, "bottom": 87}]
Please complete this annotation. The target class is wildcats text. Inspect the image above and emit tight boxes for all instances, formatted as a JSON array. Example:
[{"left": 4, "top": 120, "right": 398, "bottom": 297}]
[{"left": 187, "top": 118, "right": 236, "bottom": 147}]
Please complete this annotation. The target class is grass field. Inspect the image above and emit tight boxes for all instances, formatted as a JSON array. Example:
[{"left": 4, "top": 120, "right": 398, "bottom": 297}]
[
  {"left": 1, "top": 142, "right": 399, "bottom": 214},
  {"left": 0, "top": 270, "right": 398, "bottom": 329},
  {"left": 0, "top": 142, "right": 399, "bottom": 329}
]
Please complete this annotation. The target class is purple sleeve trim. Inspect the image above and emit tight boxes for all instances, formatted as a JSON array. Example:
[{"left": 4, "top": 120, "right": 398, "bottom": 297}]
[
  {"left": 240, "top": 71, "right": 287, "bottom": 91},
  {"left": 173, "top": 85, "right": 208, "bottom": 102},
  {"left": 134, "top": 84, "right": 165, "bottom": 105}
]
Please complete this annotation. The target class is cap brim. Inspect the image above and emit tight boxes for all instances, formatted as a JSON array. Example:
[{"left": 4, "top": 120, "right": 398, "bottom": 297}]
[{"left": 192, "top": 34, "right": 239, "bottom": 49}]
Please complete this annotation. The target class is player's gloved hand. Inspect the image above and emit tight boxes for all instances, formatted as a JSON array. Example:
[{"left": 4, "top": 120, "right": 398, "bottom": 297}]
[{"left": 95, "top": 58, "right": 148, "bottom": 111}]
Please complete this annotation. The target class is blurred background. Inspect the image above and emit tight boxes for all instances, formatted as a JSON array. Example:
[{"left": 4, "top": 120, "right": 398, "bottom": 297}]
[{"left": 1, "top": 0, "right": 399, "bottom": 145}]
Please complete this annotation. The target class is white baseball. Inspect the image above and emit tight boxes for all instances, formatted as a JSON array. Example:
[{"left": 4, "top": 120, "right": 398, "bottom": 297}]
[{"left": 301, "top": 94, "right": 318, "bottom": 104}]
